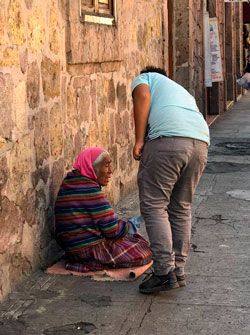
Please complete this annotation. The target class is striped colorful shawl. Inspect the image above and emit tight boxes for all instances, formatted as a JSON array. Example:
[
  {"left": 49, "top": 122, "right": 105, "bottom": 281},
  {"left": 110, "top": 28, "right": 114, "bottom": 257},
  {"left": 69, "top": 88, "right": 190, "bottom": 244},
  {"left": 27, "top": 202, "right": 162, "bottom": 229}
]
[{"left": 55, "top": 171, "right": 129, "bottom": 253}]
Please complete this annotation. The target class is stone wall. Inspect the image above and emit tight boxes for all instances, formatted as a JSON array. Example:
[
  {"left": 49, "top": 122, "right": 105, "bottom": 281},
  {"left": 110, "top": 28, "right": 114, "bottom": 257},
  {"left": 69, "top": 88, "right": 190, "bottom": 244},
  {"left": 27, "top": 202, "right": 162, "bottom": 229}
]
[
  {"left": 172, "top": 0, "right": 205, "bottom": 114},
  {"left": 65, "top": 0, "right": 164, "bottom": 202},
  {"left": 189, "top": 0, "right": 205, "bottom": 113},
  {"left": 0, "top": 0, "right": 165, "bottom": 301},
  {"left": 172, "top": 0, "right": 243, "bottom": 117},
  {"left": 172, "top": 0, "right": 190, "bottom": 90}
]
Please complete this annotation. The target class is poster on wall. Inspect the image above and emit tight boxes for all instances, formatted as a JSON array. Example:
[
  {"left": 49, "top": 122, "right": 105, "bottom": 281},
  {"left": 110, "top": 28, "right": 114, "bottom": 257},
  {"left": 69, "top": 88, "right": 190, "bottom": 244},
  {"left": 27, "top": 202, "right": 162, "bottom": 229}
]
[
  {"left": 209, "top": 18, "right": 223, "bottom": 82},
  {"left": 204, "top": 12, "right": 212, "bottom": 87}
]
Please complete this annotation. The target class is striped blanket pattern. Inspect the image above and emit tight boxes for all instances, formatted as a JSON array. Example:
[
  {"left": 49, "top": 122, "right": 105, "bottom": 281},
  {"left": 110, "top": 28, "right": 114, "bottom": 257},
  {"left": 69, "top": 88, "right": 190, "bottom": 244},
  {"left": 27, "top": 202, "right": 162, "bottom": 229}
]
[{"left": 55, "top": 172, "right": 152, "bottom": 272}]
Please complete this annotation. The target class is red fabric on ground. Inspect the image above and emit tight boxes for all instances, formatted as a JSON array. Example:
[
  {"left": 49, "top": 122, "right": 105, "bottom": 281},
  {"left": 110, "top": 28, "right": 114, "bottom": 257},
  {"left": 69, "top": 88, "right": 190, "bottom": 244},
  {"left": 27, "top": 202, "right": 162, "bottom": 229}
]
[{"left": 46, "top": 260, "right": 153, "bottom": 281}]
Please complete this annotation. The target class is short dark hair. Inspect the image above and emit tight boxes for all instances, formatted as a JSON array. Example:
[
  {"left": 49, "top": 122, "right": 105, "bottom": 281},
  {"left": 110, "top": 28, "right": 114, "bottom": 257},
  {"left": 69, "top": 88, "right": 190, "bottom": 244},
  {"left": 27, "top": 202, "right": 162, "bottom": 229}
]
[{"left": 140, "top": 66, "right": 167, "bottom": 77}]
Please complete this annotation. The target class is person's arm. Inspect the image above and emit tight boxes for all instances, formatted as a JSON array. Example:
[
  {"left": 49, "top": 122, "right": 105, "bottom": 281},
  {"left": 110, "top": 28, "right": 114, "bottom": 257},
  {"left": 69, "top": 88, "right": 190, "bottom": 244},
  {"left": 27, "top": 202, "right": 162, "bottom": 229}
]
[
  {"left": 88, "top": 187, "right": 129, "bottom": 239},
  {"left": 132, "top": 84, "right": 151, "bottom": 160}
]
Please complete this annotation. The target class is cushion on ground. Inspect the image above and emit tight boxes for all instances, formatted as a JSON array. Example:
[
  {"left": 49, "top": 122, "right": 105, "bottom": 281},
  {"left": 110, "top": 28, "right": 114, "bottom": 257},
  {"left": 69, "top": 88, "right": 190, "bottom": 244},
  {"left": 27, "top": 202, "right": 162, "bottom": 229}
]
[{"left": 45, "top": 260, "right": 153, "bottom": 281}]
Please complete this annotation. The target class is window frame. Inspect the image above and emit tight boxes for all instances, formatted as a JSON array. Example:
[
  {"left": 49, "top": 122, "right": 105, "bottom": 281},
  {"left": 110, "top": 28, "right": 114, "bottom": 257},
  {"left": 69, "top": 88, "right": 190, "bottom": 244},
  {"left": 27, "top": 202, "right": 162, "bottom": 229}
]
[{"left": 79, "top": 0, "right": 117, "bottom": 26}]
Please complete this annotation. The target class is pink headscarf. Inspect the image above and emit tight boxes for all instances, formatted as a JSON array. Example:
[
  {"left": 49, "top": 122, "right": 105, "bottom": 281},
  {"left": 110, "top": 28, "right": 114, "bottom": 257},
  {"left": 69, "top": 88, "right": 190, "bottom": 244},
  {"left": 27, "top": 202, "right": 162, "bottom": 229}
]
[{"left": 73, "top": 147, "right": 106, "bottom": 180}]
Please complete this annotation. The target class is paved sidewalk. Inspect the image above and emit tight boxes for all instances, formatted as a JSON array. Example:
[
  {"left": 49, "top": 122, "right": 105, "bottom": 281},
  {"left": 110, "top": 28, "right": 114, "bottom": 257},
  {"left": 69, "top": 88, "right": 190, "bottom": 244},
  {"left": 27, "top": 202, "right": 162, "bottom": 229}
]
[{"left": 1, "top": 93, "right": 250, "bottom": 335}]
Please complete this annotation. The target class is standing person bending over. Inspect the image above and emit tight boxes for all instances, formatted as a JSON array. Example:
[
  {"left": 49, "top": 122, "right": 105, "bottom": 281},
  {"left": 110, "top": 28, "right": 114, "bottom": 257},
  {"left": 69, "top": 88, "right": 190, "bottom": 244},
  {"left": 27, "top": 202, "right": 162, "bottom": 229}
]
[{"left": 131, "top": 66, "right": 209, "bottom": 294}]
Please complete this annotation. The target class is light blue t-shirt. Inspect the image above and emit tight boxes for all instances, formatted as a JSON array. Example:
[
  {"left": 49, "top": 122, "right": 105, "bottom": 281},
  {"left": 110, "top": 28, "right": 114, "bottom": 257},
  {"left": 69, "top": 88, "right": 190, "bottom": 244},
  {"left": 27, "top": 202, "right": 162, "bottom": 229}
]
[{"left": 131, "top": 73, "right": 210, "bottom": 144}]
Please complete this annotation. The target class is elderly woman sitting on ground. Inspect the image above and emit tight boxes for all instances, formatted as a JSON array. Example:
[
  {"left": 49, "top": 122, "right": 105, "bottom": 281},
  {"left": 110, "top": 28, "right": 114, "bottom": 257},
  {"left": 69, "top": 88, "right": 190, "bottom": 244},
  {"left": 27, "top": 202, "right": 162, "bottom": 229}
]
[{"left": 55, "top": 147, "right": 152, "bottom": 273}]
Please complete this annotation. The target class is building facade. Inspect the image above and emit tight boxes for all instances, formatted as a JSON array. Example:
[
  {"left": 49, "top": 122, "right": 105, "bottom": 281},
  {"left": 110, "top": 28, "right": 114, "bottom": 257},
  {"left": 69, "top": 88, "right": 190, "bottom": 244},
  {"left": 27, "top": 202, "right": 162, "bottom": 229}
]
[
  {"left": 0, "top": 0, "right": 244, "bottom": 301},
  {"left": 168, "top": 0, "right": 244, "bottom": 123}
]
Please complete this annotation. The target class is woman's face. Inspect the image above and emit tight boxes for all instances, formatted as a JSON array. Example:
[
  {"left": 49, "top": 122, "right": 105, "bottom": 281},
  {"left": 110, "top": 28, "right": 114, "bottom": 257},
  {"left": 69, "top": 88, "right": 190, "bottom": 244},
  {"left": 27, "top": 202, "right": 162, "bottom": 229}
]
[{"left": 95, "top": 154, "right": 112, "bottom": 186}]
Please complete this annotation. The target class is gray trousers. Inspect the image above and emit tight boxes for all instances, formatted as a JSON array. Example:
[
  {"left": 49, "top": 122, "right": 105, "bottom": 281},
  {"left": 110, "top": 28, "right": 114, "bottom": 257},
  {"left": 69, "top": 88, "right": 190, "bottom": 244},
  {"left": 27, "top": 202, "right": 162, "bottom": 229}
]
[{"left": 138, "top": 137, "right": 208, "bottom": 276}]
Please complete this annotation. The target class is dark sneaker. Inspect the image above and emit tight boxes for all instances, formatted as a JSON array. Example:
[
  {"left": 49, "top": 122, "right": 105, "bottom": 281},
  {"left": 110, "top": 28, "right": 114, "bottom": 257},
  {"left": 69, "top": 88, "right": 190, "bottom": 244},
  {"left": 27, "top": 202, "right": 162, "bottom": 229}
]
[
  {"left": 139, "top": 271, "right": 179, "bottom": 294},
  {"left": 176, "top": 274, "right": 186, "bottom": 287}
]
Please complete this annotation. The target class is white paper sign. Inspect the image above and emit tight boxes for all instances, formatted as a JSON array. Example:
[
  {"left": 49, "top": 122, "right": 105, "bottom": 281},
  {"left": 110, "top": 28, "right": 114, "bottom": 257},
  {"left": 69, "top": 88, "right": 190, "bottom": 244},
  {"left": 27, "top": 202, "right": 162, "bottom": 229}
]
[{"left": 209, "top": 18, "right": 223, "bottom": 82}]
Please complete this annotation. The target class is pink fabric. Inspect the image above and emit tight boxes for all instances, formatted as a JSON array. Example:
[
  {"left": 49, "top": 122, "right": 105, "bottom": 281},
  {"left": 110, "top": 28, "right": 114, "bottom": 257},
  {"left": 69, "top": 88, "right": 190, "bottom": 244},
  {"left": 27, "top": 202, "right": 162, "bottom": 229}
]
[
  {"left": 46, "top": 260, "right": 153, "bottom": 281},
  {"left": 73, "top": 147, "right": 105, "bottom": 180}
]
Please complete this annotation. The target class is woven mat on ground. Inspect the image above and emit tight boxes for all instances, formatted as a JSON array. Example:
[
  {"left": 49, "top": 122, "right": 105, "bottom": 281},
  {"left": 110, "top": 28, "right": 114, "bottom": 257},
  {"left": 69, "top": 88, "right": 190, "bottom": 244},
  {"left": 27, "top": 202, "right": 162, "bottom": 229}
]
[{"left": 45, "top": 260, "right": 153, "bottom": 281}]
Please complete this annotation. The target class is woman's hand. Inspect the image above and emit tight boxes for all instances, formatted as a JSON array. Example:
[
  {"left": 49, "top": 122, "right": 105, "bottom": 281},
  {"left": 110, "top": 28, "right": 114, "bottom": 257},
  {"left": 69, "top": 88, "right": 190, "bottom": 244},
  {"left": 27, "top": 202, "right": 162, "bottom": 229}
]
[
  {"left": 127, "top": 216, "right": 143, "bottom": 234},
  {"left": 127, "top": 221, "right": 137, "bottom": 235}
]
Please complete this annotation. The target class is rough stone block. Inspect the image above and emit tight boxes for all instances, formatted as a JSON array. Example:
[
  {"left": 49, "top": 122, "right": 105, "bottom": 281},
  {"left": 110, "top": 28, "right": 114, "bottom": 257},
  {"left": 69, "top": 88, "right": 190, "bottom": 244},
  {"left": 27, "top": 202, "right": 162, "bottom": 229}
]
[
  {"left": 7, "top": 0, "right": 25, "bottom": 45},
  {"left": 0, "top": 0, "right": 7, "bottom": 45},
  {"left": 119, "top": 152, "right": 127, "bottom": 171},
  {"left": 0, "top": 73, "right": 14, "bottom": 139},
  {"left": 0, "top": 197, "right": 23, "bottom": 254},
  {"left": 117, "top": 83, "right": 127, "bottom": 112},
  {"left": 8, "top": 135, "right": 33, "bottom": 204},
  {"left": 35, "top": 188, "right": 47, "bottom": 227},
  {"left": 19, "top": 48, "right": 28, "bottom": 74},
  {"left": 63, "top": 125, "right": 74, "bottom": 170},
  {"left": 41, "top": 56, "right": 60, "bottom": 101},
  {"left": 86, "top": 122, "right": 101, "bottom": 148},
  {"left": 99, "top": 113, "right": 110, "bottom": 148},
  {"left": 108, "top": 78, "right": 116, "bottom": 108},
  {"left": 122, "top": 111, "right": 130, "bottom": 141},
  {"left": 175, "top": 66, "right": 189, "bottom": 91},
  {"left": 76, "top": 84, "right": 91, "bottom": 122},
  {"left": 60, "top": 75, "right": 68, "bottom": 120},
  {"left": 49, "top": 0, "right": 60, "bottom": 54},
  {"left": 0, "top": 157, "right": 8, "bottom": 191},
  {"left": 109, "top": 112, "right": 115, "bottom": 144},
  {"left": 67, "top": 21, "right": 120, "bottom": 64},
  {"left": 9, "top": 252, "right": 32, "bottom": 280},
  {"left": 66, "top": 83, "right": 77, "bottom": 129},
  {"left": 97, "top": 95, "right": 107, "bottom": 115},
  {"left": 0, "top": 258, "right": 10, "bottom": 301},
  {"left": 31, "top": 165, "right": 50, "bottom": 188},
  {"left": 27, "top": 61, "right": 40, "bottom": 109},
  {"left": 21, "top": 223, "right": 37, "bottom": 265},
  {"left": 19, "top": 188, "right": 36, "bottom": 227},
  {"left": 49, "top": 103, "right": 63, "bottom": 159},
  {"left": 0, "top": 46, "right": 19, "bottom": 67},
  {"left": 108, "top": 144, "right": 118, "bottom": 172},
  {"left": 115, "top": 112, "right": 123, "bottom": 145},
  {"left": 67, "top": 76, "right": 91, "bottom": 126},
  {"left": 68, "top": 0, "right": 80, "bottom": 21},
  {"left": 14, "top": 81, "right": 28, "bottom": 133},
  {"left": 115, "top": 111, "right": 129, "bottom": 145},
  {"left": 137, "top": 23, "right": 147, "bottom": 51},
  {"left": 28, "top": 6, "right": 45, "bottom": 52},
  {"left": 24, "top": 0, "right": 33, "bottom": 10},
  {"left": 59, "top": 0, "right": 69, "bottom": 21},
  {"left": 74, "top": 130, "right": 87, "bottom": 158},
  {"left": 34, "top": 108, "right": 49, "bottom": 167},
  {"left": 90, "top": 79, "right": 97, "bottom": 123},
  {"left": 50, "top": 158, "right": 64, "bottom": 205}
]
